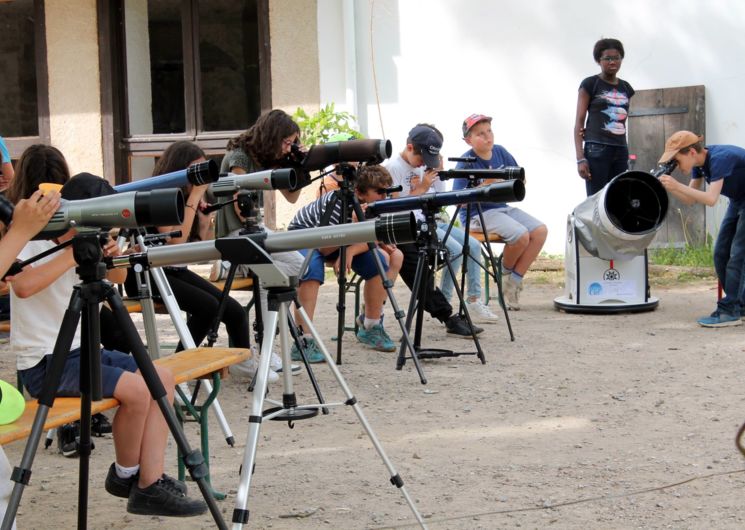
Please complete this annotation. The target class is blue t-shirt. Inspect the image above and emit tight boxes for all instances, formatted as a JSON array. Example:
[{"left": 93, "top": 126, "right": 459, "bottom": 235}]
[
  {"left": 0, "top": 136, "right": 10, "bottom": 164},
  {"left": 691, "top": 144, "right": 745, "bottom": 202},
  {"left": 453, "top": 145, "right": 518, "bottom": 224}
]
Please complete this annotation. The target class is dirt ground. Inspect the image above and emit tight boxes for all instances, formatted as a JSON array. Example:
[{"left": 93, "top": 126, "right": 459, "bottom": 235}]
[{"left": 4, "top": 262, "right": 745, "bottom": 529}]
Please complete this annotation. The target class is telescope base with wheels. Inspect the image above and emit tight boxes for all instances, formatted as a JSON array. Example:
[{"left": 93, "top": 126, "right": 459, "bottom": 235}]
[
  {"left": 555, "top": 223, "right": 660, "bottom": 314},
  {"left": 554, "top": 296, "right": 659, "bottom": 314}
]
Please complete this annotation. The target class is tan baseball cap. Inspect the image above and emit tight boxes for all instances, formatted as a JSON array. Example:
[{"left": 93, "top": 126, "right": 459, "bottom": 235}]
[{"left": 658, "top": 131, "right": 704, "bottom": 163}]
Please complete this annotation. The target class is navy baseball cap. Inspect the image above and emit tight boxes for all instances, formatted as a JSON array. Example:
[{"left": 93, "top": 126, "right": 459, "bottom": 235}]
[{"left": 408, "top": 125, "right": 442, "bottom": 169}]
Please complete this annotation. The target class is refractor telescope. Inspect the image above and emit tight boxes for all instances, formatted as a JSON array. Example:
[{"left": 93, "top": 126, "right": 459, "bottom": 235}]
[
  {"left": 108, "top": 212, "right": 417, "bottom": 277},
  {"left": 210, "top": 168, "right": 298, "bottom": 196},
  {"left": 114, "top": 160, "right": 219, "bottom": 193},
  {"left": 301, "top": 139, "right": 392, "bottom": 171},
  {"left": 35, "top": 189, "right": 184, "bottom": 240},
  {"left": 365, "top": 181, "right": 525, "bottom": 218},
  {"left": 436, "top": 166, "right": 525, "bottom": 182}
]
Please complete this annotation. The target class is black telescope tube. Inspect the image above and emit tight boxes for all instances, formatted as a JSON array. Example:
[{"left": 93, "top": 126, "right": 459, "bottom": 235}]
[
  {"left": 302, "top": 139, "right": 392, "bottom": 171},
  {"left": 437, "top": 166, "right": 525, "bottom": 182},
  {"left": 365, "top": 181, "right": 525, "bottom": 217},
  {"left": 133, "top": 189, "right": 185, "bottom": 227}
]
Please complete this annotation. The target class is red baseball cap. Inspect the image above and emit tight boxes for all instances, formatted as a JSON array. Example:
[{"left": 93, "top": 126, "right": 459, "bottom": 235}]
[{"left": 462, "top": 114, "right": 492, "bottom": 137}]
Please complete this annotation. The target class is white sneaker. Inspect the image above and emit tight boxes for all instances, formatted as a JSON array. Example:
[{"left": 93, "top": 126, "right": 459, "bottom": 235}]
[
  {"left": 465, "top": 299, "right": 500, "bottom": 322},
  {"left": 229, "top": 357, "right": 279, "bottom": 383},
  {"left": 503, "top": 276, "right": 521, "bottom": 310},
  {"left": 269, "top": 351, "right": 302, "bottom": 375}
]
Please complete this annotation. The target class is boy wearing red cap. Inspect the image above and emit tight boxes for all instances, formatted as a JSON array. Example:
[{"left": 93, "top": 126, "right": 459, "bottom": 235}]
[
  {"left": 658, "top": 130, "right": 745, "bottom": 327},
  {"left": 454, "top": 114, "right": 547, "bottom": 310}
]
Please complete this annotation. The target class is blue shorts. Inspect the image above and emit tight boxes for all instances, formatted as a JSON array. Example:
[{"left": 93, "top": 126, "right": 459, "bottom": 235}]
[
  {"left": 299, "top": 248, "right": 388, "bottom": 284},
  {"left": 20, "top": 348, "right": 138, "bottom": 399}
]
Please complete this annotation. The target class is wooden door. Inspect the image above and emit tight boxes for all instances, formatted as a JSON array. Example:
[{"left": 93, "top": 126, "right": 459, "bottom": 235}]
[{"left": 628, "top": 85, "right": 706, "bottom": 247}]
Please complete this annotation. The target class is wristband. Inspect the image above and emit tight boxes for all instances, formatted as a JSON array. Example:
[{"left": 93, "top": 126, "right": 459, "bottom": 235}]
[{"left": 576, "top": 158, "right": 588, "bottom": 164}]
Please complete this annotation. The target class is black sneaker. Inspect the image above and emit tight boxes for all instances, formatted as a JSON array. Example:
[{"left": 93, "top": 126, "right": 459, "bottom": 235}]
[
  {"left": 56, "top": 422, "right": 80, "bottom": 458},
  {"left": 445, "top": 314, "right": 484, "bottom": 337},
  {"left": 105, "top": 462, "right": 188, "bottom": 499},
  {"left": 92, "top": 413, "right": 112, "bottom": 436},
  {"left": 127, "top": 477, "right": 207, "bottom": 517}
]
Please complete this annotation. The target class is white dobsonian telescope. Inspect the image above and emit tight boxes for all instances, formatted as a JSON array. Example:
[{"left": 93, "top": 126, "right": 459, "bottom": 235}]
[{"left": 554, "top": 168, "right": 671, "bottom": 313}]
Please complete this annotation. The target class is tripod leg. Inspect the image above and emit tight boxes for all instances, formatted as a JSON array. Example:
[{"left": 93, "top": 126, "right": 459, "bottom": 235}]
[
  {"left": 3, "top": 290, "right": 83, "bottom": 529},
  {"left": 335, "top": 246, "right": 347, "bottom": 364},
  {"left": 286, "top": 309, "right": 329, "bottom": 414},
  {"left": 443, "top": 257, "right": 486, "bottom": 364},
  {"left": 148, "top": 266, "right": 236, "bottom": 446},
  {"left": 232, "top": 309, "right": 279, "bottom": 528},
  {"left": 106, "top": 291, "right": 227, "bottom": 530},
  {"left": 396, "top": 251, "right": 428, "bottom": 370},
  {"left": 295, "top": 308, "right": 428, "bottom": 529}
]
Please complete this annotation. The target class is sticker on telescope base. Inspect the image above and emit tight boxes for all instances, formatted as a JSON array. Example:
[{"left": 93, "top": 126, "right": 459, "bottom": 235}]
[{"left": 587, "top": 281, "right": 636, "bottom": 298}]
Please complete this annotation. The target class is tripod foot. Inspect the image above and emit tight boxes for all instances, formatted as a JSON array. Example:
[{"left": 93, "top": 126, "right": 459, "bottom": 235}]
[{"left": 226, "top": 436, "right": 235, "bottom": 447}]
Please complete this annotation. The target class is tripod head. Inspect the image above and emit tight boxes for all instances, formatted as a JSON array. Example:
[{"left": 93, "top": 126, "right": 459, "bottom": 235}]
[{"left": 72, "top": 231, "right": 108, "bottom": 283}]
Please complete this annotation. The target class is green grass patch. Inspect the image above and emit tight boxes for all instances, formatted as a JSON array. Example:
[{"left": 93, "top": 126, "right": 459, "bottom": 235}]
[{"left": 649, "top": 243, "right": 714, "bottom": 268}]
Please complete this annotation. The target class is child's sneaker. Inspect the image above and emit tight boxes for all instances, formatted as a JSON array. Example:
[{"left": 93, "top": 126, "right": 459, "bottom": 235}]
[
  {"left": 356, "top": 324, "right": 396, "bottom": 352},
  {"left": 269, "top": 351, "right": 302, "bottom": 374},
  {"left": 127, "top": 477, "right": 207, "bottom": 517},
  {"left": 465, "top": 299, "right": 499, "bottom": 322},
  {"left": 56, "top": 422, "right": 80, "bottom": 458},
  {"left": 697, "top": 310, "right": 742, "bottom": 328},
  {"left": 290, "top": 337, "right": 326, "bottom": 363},
  {"left": 229, "top": 356, "right": 279, "bottom": 383},
  {"left": 91, "top": 413, "right": 112, "bottom": 436},
  {"left": 503, "top": 276, "right": 521, "bottom": 310}
]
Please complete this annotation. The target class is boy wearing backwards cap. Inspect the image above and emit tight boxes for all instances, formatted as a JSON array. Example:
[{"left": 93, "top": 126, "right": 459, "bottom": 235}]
[
  {"left": 658, "top": 131, "right": 745, "bottom": 327},
  {"left": 455, "top": 114, "right": 547, "bottom": 310}
]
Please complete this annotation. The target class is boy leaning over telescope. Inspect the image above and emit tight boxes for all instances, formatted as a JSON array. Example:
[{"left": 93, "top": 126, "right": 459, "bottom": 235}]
[{"left": 658, "top": 130, "right": 745, "bottom": 328}]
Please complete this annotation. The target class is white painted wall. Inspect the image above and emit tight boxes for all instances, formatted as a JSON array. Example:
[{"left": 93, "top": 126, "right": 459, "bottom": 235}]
[{"left": 318, "top": 0, "right": 745, "bottom": 253}]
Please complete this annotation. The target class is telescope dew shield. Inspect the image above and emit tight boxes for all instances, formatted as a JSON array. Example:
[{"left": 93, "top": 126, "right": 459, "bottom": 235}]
[
  {"left": 365, "top": 181, "right": 525, "bottom": 217},
  {"left": 302, "top": 139, "right": 392, "bottom": 171},
  {"left": 573, "top": 170, "right": 669, "bottom": 260},
  {"left": 35, "top": 189, "right": 184, "bottom": 240},
  {"left": 210, "top": 168, "right": 298, "bottom": 196},
  {"left": 114, "top": 159, "right": 219, "bottom": 192}
]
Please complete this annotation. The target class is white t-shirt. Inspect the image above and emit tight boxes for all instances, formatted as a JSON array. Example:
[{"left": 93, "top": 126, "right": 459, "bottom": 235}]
[
  {"left": 10, "top": 240, "right": 81, "bottom": 371},
  {"left": 383, "top": 152, "right": 447, "bottom": 221}
]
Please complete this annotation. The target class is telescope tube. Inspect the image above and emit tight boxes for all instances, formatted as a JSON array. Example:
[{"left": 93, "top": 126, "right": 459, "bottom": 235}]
[
  {"left": 365, "top": 181, "right": 525, "bottom": 217},
  {"left": 36, "top": 189, "right": 184, "bottom": 240},
  {"left": 302, "top": 139, "right": 392, "bottom": 171},
  {"left": 114, "top": 159, "right": 219, "bottom": 192},
  {"left": 108, "top": 212, "right": 417, "bottom": 269},
  {"left": 210, "top": 168, "right": 298, "bottom": 196}
]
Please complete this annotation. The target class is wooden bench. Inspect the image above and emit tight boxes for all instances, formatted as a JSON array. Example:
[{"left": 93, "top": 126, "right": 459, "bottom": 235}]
[{"left": 0, "top": 347, "right": 249, "bottom": 493}]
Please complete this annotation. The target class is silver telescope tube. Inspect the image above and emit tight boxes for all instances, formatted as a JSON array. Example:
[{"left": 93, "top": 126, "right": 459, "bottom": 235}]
[
  {"left": 210, "top": 168, "right": 297, "bottom": 196},
  {"left": 110, "top": 212, "right": 417, "bottom": 269}
]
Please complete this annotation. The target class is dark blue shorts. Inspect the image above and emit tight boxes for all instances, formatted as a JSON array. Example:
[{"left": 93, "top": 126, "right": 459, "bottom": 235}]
[
  {"left": 299, "top": 248, "right": 388, "bottom": 284},
  {"left": 20, "top": 348, "right": 139, "bottom": 398}
]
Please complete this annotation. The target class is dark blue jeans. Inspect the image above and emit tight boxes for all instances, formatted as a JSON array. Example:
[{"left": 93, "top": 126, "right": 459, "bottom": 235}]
[
  {"left": 584, "top": 142, "right": 629, "bottom": 196},
  {"left": 713, "top": 198, "right": 745, "bottom": 315}
]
